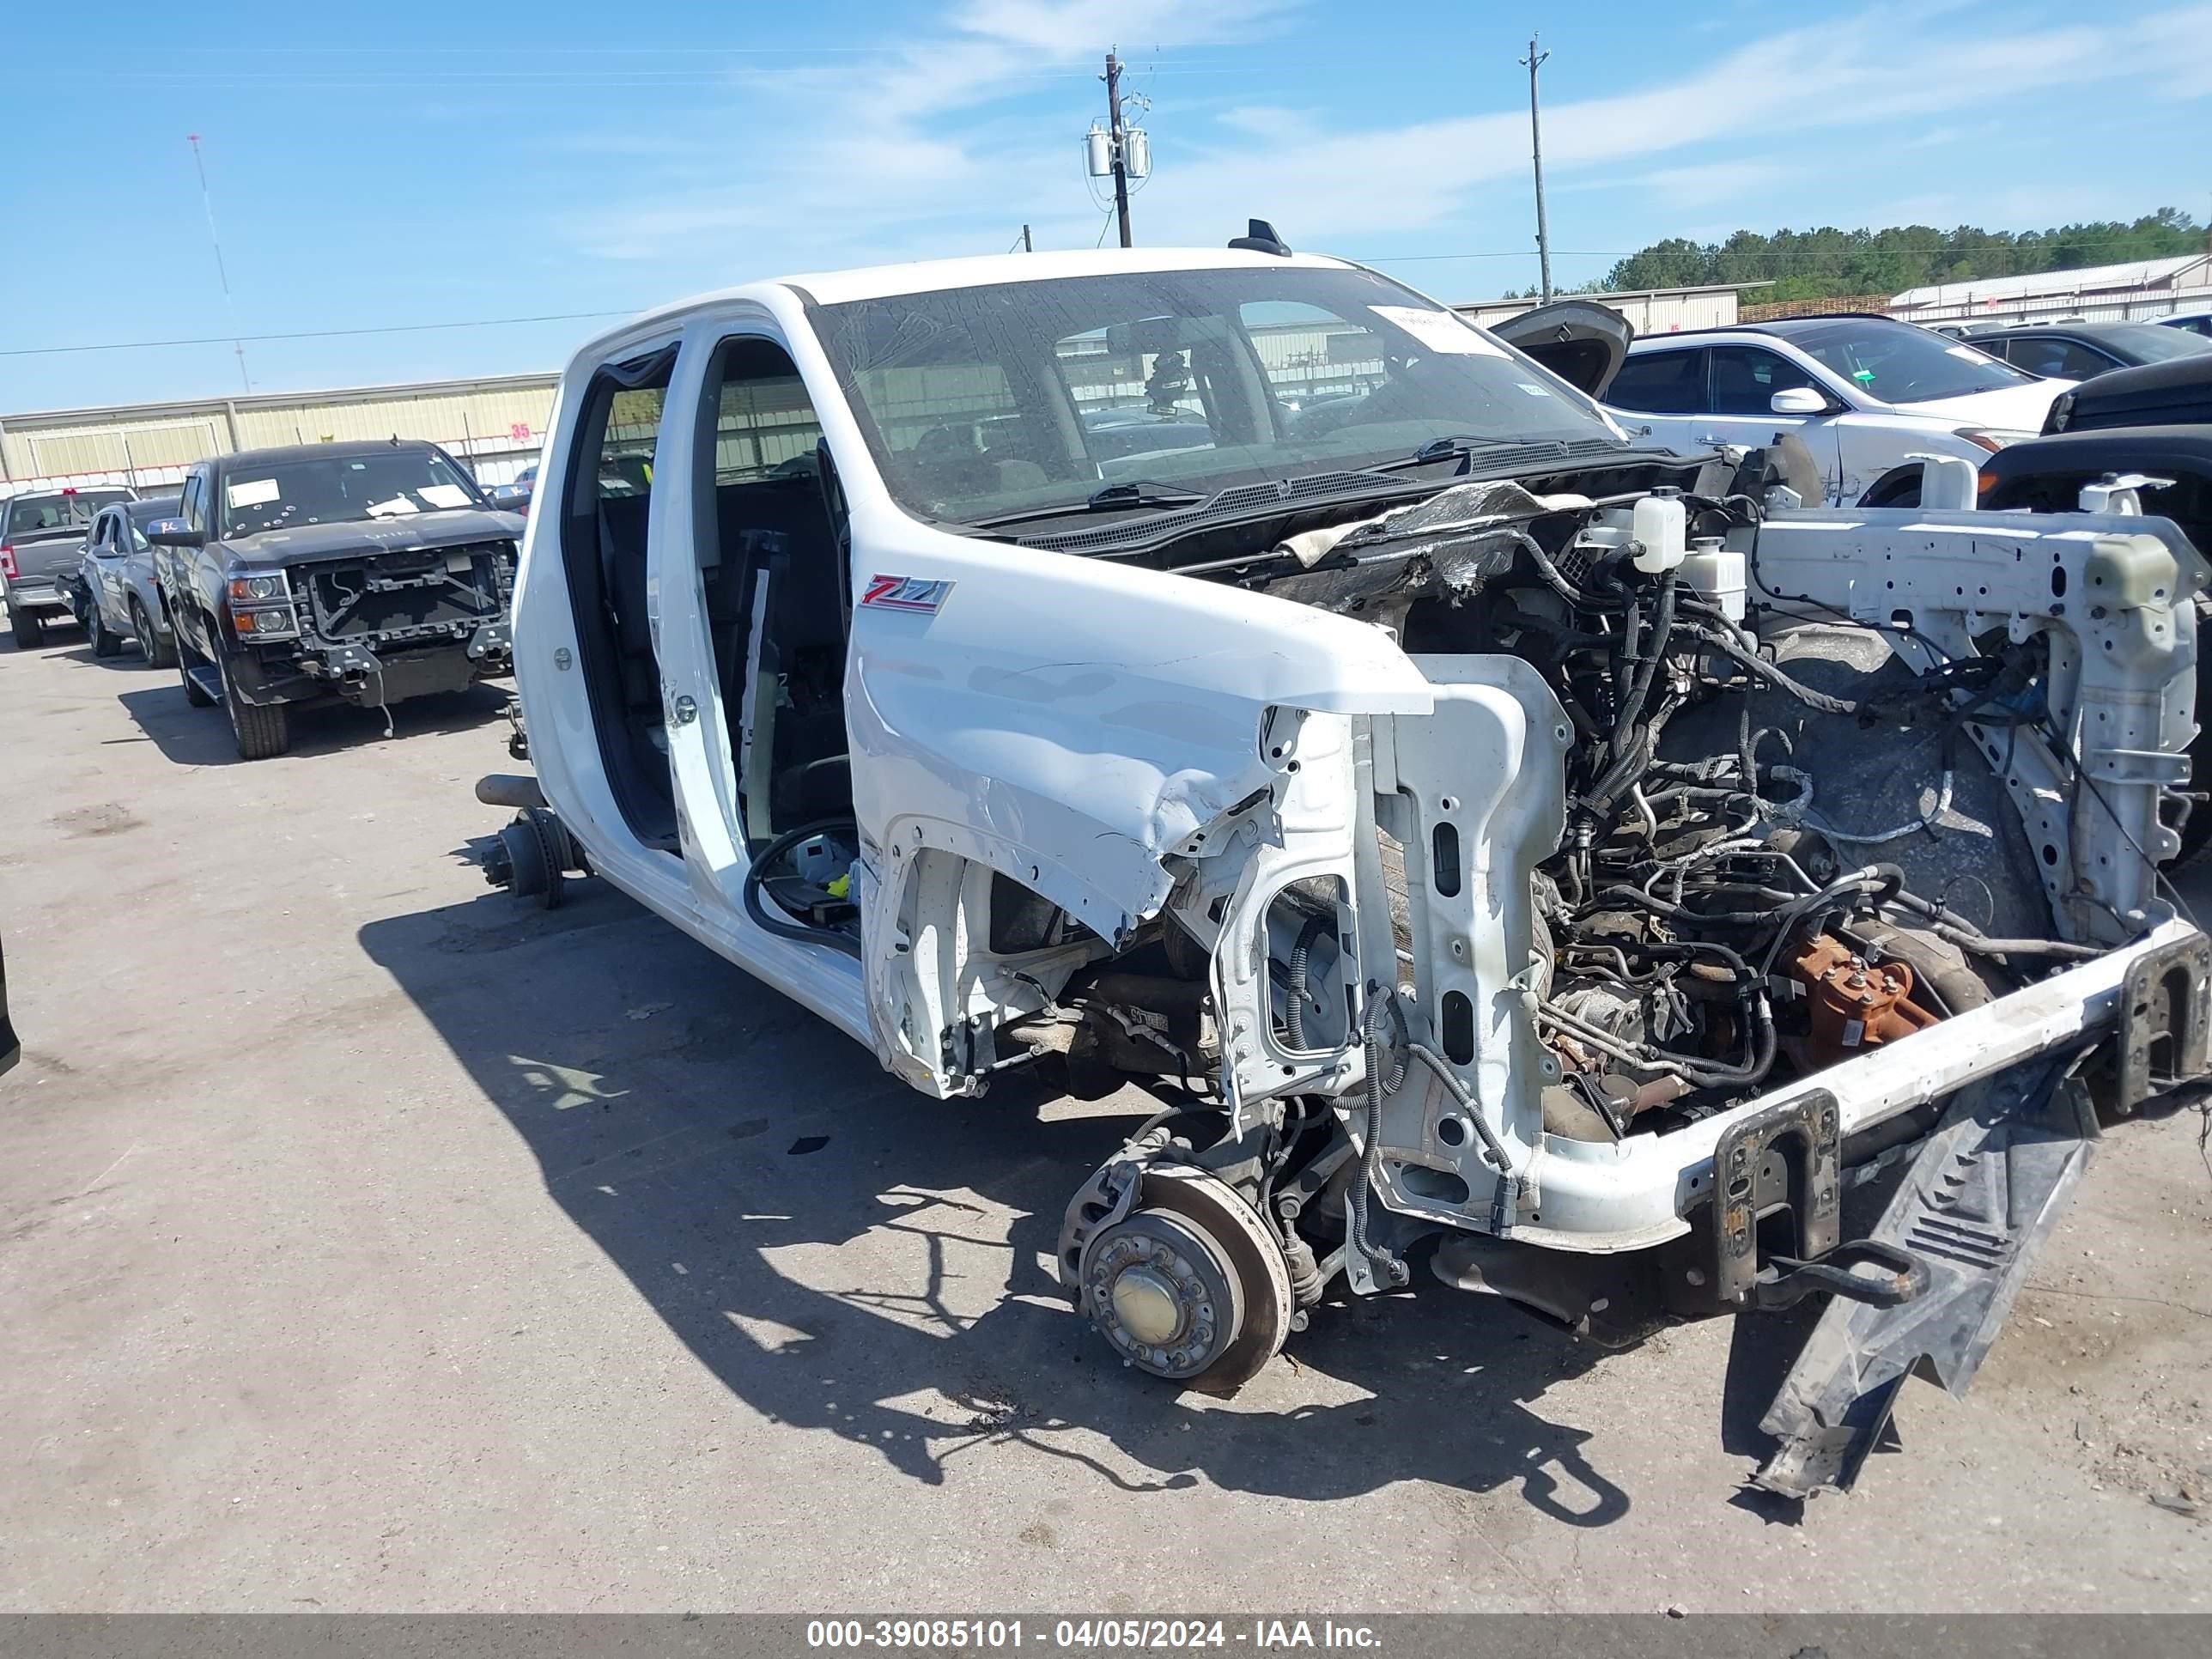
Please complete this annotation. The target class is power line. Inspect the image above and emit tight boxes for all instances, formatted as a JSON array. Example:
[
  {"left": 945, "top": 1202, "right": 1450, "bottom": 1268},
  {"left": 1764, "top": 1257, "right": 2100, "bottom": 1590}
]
[
  {"left": 9, "top": 231, "right": 2201, "bottom": 359},
  {"left": 185, "top": 134, "right": 249, "bottom": 392},
  {"left": 0, "top": 309, "right": 635, "bottom": 359}
]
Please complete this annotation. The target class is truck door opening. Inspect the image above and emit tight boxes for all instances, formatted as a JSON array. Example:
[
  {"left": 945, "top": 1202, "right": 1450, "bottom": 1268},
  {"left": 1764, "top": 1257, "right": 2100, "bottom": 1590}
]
[
  {"left": 690, "top": 336, "right": 847, "bottom": 845},
  {"left": 559, "top": 349, "right": 678, "bottom": 851}
]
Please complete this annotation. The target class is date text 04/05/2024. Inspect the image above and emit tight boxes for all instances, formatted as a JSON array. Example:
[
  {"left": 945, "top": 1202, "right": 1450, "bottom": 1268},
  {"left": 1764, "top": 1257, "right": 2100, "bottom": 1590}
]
[{"left": 804, "top": 1620, "right": 1384, "bottom": 1650}]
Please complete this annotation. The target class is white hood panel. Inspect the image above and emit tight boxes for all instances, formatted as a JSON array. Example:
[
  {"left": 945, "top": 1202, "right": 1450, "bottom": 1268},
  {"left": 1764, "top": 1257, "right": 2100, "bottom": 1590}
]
[{"left": 1887, "top": 379, "right": 2072, "bottom": 431}]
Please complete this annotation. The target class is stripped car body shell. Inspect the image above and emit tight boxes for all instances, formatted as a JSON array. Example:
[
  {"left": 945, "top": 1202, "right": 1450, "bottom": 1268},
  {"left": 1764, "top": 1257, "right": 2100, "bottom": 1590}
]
[{"left": 491, "top": 247, "right": 2211, "bottom": 1486}]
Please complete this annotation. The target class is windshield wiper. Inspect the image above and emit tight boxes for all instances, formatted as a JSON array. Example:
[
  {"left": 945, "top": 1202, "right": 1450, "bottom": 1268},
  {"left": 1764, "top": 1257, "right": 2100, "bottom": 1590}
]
[
  {"left": 1081, "top": 481, "right": 1208, "bottom": 514},
  {"left": 969, "top": 480, "right": 1207, "bottom": 531},
  {"left": 1370, "top": 434, "right": 1494, "bottom": 475}
]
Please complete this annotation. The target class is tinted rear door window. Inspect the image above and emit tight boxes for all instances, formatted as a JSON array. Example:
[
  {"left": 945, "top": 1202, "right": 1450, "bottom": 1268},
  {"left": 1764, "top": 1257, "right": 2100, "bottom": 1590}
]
[
  {"left": 7, "top": 490, "right": 131, "bottom": 537},
  {"left": 2018, "top": 338, "right": 2118, "bottom": 379},
  {"left": 1707, "top": 345, "right": 1822, "bottom": 416},
  {"left": 1608, "top": 349, "right": 1707, "bottom": 414}
]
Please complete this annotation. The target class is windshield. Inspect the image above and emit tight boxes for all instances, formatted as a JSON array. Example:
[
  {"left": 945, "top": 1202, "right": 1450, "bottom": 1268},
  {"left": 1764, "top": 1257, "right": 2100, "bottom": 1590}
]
[
  {"left": 811, "top": 265, "right": 1625, "bottom": 529},
  {"left": 1784, "top": 319, "right": 2037, "bottom": 404},
  {"left": 219, "top": 450, "right": 481, "bottom": 537},
  {"left": 7, "top": 489, "right": 131, "bottom": 537}
]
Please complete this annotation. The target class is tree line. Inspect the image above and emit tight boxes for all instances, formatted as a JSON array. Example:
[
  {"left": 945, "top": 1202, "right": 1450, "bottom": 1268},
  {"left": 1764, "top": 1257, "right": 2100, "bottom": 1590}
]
[{"left": 1598, "top": 210, "right": 2206, "bottom": 301}]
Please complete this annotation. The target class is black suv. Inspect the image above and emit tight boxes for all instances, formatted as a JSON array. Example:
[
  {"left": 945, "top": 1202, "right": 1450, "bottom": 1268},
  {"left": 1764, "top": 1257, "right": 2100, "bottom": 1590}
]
[
  {"left": 151, "top": 440, "right": 520, "bottom": 759},
  {"left": 1961, "top": 320, "right": 2212, "bottom": 381}
]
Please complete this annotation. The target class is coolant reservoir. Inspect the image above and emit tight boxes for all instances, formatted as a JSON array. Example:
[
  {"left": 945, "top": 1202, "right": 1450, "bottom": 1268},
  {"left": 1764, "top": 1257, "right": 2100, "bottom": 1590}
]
[
  {"left": 1631, "top": 494, "right": 1686, "bottom": 573},
  {"left": 1681, "top": 535, "right": 1747, "bottom": 623}
]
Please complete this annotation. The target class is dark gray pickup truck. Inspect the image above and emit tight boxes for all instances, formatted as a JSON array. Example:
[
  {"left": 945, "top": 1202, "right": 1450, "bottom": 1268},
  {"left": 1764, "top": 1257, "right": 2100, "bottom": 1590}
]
[
  {"left": 3, "top": 485, "right": 137, "bottom": 647},
  {"left": 150, "top": 440, "right": 520, "bottom": 759}
]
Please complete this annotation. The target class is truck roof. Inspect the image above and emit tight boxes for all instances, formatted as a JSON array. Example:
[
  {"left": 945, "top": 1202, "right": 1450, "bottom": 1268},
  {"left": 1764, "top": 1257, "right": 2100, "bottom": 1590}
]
[
  {"left": 210, "top": 438, "right": 447, "bottom": 471},
  {"left": 590, "top": 246, "right": 1359, "bottom": 355},
  {"left": 780, "top": 245, "right": 1352, "bottom": 304}
]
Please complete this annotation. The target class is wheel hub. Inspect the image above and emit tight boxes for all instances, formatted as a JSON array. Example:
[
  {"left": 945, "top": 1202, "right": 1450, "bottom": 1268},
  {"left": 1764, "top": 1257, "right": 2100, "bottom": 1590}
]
[
  {"left": 1074, "top": 1164, "right": 1292, "bottom": 1389},
  {"left": 1109, "top": 1266, "right": 1185, "bottom": 1346},
  {"left": 1084, "top": 1210, "right": 1239, "bottom": 1379}
]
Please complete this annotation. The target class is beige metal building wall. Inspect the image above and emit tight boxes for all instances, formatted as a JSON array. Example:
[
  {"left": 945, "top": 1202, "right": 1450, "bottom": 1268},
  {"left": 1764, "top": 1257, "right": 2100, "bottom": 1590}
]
[
  {"left": 1887, "top": 253, "right": 2212, "bottom": 328},
  {"left": 1454, "top": 283, "right": 1764, "bottom": 337},
  {"left": 1, "top": 372, "right": 559, "bottom": 493}
]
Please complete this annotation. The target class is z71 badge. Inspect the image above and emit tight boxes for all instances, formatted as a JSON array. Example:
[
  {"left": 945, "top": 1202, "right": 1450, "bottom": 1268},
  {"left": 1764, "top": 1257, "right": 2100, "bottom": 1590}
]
[{"left": 860, "top": 574, "right": 953, "bottom": 614}]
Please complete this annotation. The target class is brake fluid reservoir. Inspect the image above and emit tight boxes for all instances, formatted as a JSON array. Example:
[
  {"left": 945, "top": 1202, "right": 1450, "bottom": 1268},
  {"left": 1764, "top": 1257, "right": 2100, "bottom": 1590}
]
[
  {"left": 1631, "top": 494, "right": 1686, "bottom": 573},
  {"left": 1681, "top": 535, "right": 1747, "bottom": 623}
]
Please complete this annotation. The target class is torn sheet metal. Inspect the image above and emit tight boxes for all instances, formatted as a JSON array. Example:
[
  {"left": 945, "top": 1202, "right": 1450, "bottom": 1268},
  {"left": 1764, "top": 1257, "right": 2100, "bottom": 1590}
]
[{"left": 1263, "top": 479, "right": 1563, "bottom": 615}]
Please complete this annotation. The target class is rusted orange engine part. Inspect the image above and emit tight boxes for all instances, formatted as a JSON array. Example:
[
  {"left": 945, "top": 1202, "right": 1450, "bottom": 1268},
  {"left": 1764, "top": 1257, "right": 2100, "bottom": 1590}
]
[{"left": 1790, "top": 934, "right": 1939, "bottom": 1066}]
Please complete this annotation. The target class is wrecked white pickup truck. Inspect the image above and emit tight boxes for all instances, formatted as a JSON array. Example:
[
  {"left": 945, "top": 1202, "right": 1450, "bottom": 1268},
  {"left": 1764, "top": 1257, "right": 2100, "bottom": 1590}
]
[{"left": 477, "top": 233, "right": 2212, "bottom": 1497}]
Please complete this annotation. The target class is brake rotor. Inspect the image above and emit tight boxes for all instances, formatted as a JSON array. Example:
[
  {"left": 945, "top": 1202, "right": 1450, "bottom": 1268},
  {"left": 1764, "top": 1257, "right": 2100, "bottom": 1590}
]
[
  {"left": 494, "top": 809, "right": 567, "bottom": 908},
  {"left": 1078, "top": 1164, "right": 1292, "bottom": 1394}
]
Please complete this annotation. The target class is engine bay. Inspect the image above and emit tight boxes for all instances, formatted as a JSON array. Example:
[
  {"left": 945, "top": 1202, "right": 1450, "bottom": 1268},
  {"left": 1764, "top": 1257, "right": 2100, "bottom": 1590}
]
[
  {"left": 1332, "top": 471, "right": 2085, "bottom": 1143},
  {"left": 945, "top": 461, "right": 2195, "bottom": 1121}
]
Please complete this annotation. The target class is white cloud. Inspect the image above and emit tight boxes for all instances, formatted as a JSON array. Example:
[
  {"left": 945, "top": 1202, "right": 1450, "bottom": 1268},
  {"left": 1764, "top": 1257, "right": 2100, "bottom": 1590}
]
[
  {"left": 1558, "top": 161, "right": 1796, "bottom": 211},
  {"left": 558, "top": 1, "right": 2212, "bottom": 271},
  {"left": 1110, "top": 2, "right": 2212, "bottom": 252},
  {"left": 950, "top": 0, "right": 1293, "bottom": 52},
  {"left": 565, "top": 0, "right": 1292, "bottom": 263},
  {"left": 2137, "top": 2, "right": 2212, "bottom": 93}
]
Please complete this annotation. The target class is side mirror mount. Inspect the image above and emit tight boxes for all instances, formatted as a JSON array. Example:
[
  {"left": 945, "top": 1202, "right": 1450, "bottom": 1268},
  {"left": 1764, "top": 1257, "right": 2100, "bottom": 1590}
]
[
  {"left": 1770, "top": 386, "right": 1831, "bottom": 416},
  {"left": 145, "top": 518, "right": 201, "bottom": 548}
]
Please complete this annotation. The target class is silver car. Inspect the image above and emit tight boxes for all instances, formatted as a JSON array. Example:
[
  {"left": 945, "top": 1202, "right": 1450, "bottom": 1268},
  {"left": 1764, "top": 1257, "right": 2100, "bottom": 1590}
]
[{"left": 76, "top": 495, "right": 182, "bottom": 665}]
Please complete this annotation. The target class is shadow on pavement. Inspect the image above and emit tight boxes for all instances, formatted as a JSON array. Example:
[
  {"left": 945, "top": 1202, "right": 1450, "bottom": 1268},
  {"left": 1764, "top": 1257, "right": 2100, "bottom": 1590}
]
[
  {"left": 49, "top": 643, "right": 148, "bottom": 672},
  {"left": 116, "top": 679, "right": 512, "bottom": 766},
  {"left": 358, "top": 878, "right": 1642, "bottom": 1525}
]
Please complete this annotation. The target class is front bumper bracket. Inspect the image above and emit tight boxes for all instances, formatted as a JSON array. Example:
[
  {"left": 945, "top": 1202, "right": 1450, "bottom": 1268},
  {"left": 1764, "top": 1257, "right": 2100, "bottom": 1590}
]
[
  {"left": 2114, "top": 928, "right": 2212, "bottom": 1114},
  {"left": 1711, "top": 1091, "right": 1842, "bottom": 1308}
]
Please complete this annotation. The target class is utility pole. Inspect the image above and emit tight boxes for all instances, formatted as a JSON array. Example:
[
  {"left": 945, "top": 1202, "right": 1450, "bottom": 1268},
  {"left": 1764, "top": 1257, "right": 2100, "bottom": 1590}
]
[
  {"left": 187, "top": 134, "right": 251, "bottom": 391},
  {"left": 1103, "top": 51, "right": 1133, "bottom": 249},
  {"left": 1022, "top": 222, "right": 1033, "bottom": 252},
  {"left": 1520, "top": 35, "right": 1553, "bottom": 303}
]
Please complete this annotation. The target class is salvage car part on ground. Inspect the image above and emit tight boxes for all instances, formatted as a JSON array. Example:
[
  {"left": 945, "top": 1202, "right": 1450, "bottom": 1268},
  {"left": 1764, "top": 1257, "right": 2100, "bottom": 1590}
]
[{"left": 475, "top": 243, "right": 2212, "bottom": 1498}]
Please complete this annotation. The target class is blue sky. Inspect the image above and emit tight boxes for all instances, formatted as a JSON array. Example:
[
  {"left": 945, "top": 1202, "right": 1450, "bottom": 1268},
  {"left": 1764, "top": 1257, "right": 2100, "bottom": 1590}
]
[{"left": 5, "top": 0, "right": 2209, "bottom": 411}]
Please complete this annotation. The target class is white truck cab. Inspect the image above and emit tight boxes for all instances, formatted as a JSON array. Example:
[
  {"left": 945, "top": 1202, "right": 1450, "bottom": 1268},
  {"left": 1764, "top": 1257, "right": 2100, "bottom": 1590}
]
[{"left": 483, "top": 242, "right": 2211, "bottom": 1498}]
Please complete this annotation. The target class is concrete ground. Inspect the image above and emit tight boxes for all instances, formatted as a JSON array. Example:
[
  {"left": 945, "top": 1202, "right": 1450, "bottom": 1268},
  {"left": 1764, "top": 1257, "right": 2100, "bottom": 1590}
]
[{"left": 1, "top": 619, "right": 2208, "bottom": 1613}]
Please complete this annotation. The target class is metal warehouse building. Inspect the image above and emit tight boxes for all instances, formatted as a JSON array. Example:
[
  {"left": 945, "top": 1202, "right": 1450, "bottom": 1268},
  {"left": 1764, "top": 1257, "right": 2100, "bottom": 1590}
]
[
  {"left": 1454, "top": 283, "right": 1765, "bottom": 336},
  {"left": 0, "top": 373, "right": 557, "bottom": 494},
  {"left": 1888, "top": 253, "right": 2212, "bottom": 328}
]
